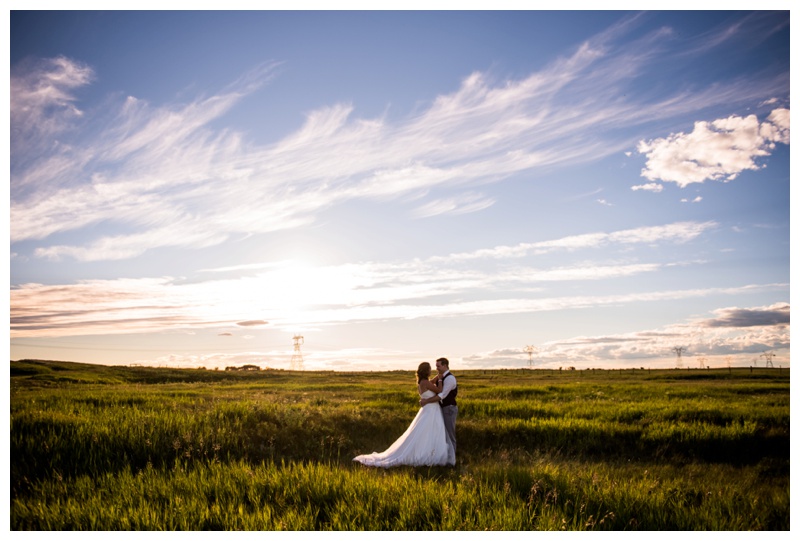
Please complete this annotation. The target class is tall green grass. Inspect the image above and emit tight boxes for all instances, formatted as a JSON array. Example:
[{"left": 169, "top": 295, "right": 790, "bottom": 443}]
[{"left": 10, "top": 360, "right": 789, "bottom": 530}]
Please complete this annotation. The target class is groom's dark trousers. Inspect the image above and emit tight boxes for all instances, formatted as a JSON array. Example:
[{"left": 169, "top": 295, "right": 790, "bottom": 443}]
[{"left": 442, "top": 405, "right": 457, "bottom": 465}]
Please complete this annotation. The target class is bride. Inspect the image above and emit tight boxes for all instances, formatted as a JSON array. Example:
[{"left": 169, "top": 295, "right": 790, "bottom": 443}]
[{"left": 353, "top": 362, "right": 452, "bottom": 467}]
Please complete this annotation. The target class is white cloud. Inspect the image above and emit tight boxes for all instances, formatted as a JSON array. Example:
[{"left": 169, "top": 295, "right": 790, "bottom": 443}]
[
  {"left": 697, "top": 302, "right": 790, "bottom": 328},
  {"left": 637, "top": 108, "right": 790, "bottom": 187},
  {"left": 762, "top": 108, "right": 790, "bottom": 144},
  {"left": 484, "top": 301, "right": 791, "bottom": 367},
  {"left": 631, "top": 183, "right": 663, "bottom": 193},
  {"left": 236, "top": 320, "right": 269, "bottom": 327}
]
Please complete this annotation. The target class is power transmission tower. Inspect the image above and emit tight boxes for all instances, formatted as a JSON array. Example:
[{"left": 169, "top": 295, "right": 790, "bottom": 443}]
[
  {"left": 290, "top": 335, "right": 305, "bottom": 371},
  {"left": 696, "top": 356, "right": 706, "bottom": 369},
  {"left": 524, "top": 345, "right": 537, "bottom": 368},
  {"left": 761, "top": 351, "right": 775, "bottom": 368},
  {"left": 672, "top": 346, "right": 687, "bottom": 369}
]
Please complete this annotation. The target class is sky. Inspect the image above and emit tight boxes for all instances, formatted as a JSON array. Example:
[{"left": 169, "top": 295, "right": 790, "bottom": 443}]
[{"left": 7, "top": 7, "right": 792, "bottom": 371}]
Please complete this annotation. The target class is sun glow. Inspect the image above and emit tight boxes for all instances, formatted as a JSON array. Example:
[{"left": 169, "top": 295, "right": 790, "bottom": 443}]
[{"left": 196, "top": 260, "right": 366, "bottom": 331}]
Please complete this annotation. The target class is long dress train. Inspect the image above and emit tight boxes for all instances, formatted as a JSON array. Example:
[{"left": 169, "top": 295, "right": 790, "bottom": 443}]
[{"left": 353, "top": 389, "right": 452, "bottom": 467}]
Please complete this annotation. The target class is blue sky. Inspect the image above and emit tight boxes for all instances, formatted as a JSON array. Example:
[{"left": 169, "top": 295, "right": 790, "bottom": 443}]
[{"left": 8, "top": 8, "right": 791, "bottom": 371}]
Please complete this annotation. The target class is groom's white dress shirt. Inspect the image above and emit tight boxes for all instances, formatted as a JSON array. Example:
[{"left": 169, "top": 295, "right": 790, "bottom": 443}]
[{"left": 438, "top": 370, "right": 457, "bottom": 403}]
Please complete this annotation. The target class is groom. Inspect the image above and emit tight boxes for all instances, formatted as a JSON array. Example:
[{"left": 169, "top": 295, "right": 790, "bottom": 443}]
[{"left": 420, "top": 357, "right": 457, "bottom": 465}]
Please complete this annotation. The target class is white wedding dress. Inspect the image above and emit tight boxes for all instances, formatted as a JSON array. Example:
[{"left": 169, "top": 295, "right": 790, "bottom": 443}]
[{"left": 353, "top": 390, "right": 452, "bottom": 467}]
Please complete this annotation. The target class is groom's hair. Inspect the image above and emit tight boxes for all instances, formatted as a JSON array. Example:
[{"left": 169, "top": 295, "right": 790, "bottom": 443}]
[{"left": 436, "top": 357, "right": 449, "bottom": 367}]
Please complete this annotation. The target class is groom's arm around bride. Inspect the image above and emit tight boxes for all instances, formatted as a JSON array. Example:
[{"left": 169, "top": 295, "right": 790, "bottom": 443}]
[{"left": 419, "top": 359, "right": 455, "bottom": 407}]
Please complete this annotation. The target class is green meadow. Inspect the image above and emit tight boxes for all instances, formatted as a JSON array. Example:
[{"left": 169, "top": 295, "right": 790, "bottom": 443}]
[{"left": 10, "top": 360, "right": 789, "bottom": 530}]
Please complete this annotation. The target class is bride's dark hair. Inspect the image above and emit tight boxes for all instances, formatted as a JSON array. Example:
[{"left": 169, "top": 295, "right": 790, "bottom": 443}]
[{"left": 416, "top": 362, "right": 431, "bottom": 384}]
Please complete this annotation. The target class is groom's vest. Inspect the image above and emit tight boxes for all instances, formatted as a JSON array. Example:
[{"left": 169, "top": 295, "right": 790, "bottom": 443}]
[{"left": 440, "top": 372, "right": 457, "bottom": 407}]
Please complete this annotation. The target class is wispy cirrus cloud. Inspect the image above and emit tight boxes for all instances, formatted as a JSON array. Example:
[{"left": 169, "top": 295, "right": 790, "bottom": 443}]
[
  {"left": 677, "top": 10, "right": 789, "bottom": 57},
  {"left": 10, "top": 56, "right": 94, "bottom": 153},
  {"left": 412, "top": 191, "right": 496, "bottom": 218},
  {"left": 430, "top": 221, "right": 716, "bottom": 262},
  {"left": 10, "top": 14, "right": 786, "bottom": 262},
  {"left": 8, "top": 218, "right": 781, "bottom": 339},
  {"left": 10, "top": 277, "right": 202, "bottom": 337},
  {"left": 10, "top": 268, "right": 787, "bottom": 339}
]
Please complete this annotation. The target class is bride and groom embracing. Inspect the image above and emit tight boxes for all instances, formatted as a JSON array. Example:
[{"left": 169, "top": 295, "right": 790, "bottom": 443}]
[{"left": 353, "top": 358, "right": 458, "bottom": 467}]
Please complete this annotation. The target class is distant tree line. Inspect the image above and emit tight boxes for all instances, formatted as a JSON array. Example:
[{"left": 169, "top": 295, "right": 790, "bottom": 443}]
[{"left": 224, "top": 364, "right": 262, "bottom": 371}]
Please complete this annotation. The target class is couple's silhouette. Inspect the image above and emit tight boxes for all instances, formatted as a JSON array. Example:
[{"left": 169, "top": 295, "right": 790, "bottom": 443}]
[{"left": 353, "top": 358, "right": 457, "bottom": 467}]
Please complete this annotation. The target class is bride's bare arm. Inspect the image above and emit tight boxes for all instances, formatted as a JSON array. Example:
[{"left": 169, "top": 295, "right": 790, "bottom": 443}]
[
  {"left": 418, "top": 378, "right": 443, "bottom": 406},
  {"left": 419, "top": 379, "right": 438, "bottom": 392}
]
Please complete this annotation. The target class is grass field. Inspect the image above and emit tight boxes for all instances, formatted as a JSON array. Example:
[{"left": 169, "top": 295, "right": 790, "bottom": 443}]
[{"left": 9, "top": 359, "right": 790, "bottom": 530}]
